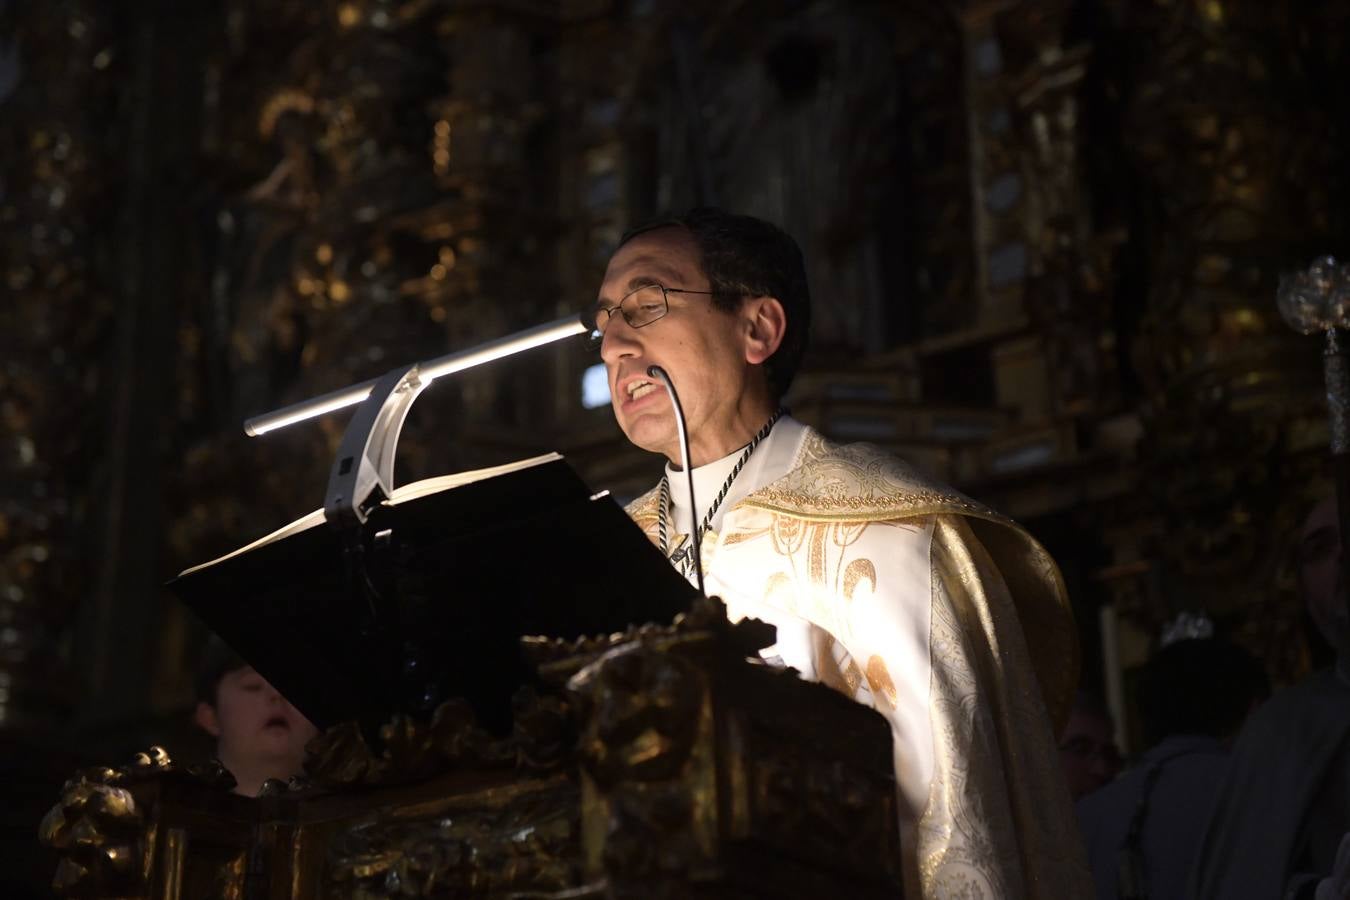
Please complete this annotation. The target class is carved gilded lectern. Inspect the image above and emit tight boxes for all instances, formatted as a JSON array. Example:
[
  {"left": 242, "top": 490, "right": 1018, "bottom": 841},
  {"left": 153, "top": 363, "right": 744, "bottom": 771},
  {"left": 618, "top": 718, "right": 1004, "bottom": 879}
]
[{"left": 40, "top": 599, "right": 902, "bottom": 898}]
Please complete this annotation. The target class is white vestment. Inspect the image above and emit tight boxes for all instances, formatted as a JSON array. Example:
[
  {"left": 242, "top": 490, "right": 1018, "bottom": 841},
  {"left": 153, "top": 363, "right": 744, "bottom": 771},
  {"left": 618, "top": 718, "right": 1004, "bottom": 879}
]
[{"left": 628, "top": 417, "right": 1091, "bottom": 898}]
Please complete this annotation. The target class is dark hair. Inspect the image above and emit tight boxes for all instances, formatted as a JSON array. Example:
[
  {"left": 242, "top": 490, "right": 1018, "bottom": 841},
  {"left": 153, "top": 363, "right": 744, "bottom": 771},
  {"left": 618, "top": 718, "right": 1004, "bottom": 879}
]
[
  {"left": 1138, "top": 638, "right": 1269, "bottom": 745},
  {"left": 194, "top": 635, "right": 247, "bottom": 707},
  {"left": 618, "top": 207, "right": 811, "bottom": 399}
]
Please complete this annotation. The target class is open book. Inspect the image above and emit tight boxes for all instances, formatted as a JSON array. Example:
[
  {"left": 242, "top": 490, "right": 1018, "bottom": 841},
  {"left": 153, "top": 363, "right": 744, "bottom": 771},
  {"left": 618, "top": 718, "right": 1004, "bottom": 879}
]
[
  {"left": 170, "top": 452, "right": 694, "bottom": 734},
  {"left": 179, "top": 453, "right": 565, "bottom": 577}
]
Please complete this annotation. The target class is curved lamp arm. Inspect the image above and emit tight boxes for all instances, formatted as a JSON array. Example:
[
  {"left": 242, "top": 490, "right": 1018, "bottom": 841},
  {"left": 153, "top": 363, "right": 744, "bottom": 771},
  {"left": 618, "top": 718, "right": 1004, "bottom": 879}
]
[{"left": 241, "top": 314, "right": 588, "bottom": 527}]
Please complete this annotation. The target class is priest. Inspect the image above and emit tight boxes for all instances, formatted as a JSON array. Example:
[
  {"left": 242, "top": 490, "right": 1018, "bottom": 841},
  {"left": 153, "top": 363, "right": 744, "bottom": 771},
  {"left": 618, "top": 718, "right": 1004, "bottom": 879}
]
[{"left": 588, "top": 207, "right": 1091, "bottom": 897}]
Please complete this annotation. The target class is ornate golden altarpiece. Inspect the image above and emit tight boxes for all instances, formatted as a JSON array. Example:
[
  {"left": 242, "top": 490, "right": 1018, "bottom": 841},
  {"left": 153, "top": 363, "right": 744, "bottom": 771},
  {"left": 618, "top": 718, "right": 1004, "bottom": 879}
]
[{"left": 40, "top": 599, "right": 902, "bottom": 899}]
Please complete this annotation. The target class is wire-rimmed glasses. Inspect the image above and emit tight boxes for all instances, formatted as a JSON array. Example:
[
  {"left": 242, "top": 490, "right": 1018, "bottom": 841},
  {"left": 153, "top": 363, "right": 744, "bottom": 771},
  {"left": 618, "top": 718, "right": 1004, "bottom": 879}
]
[{"left": 583, "top": 283, "right": 727, "bottom": 350}]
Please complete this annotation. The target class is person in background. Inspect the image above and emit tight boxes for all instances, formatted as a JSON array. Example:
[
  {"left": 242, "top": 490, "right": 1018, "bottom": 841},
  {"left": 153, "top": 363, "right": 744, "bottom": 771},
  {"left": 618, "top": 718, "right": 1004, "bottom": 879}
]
[
  {"left": 1076, "top": 632, "right": 1268, "bottom": 899},
  {"left": 1060, "top": 689, "right": 1123, "bottom": 801},
  {"left": 193, "top": 636, "right": 319, "bottom": 796},
  {"left": 1189, "top": 496, "right": 1350, "bottom": 899}
]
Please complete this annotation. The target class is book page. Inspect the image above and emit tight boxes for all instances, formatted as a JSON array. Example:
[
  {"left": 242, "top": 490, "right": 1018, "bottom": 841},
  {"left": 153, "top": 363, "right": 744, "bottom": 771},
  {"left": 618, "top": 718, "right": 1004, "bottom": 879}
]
[
  {"left": 387, "top": 452, "right": 561, "bottom": 504},
  {"left": 177, "top": 507, "right": 327, "bottom": 576},
  {"left": 177, "top": 452, "right": 564, "bottom": 577}
]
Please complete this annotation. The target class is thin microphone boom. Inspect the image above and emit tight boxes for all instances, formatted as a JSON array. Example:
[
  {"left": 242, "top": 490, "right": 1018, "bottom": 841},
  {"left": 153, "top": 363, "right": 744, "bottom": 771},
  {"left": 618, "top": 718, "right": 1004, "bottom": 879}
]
[{"left": 647, "top": 365, "right": 706, "bottom": 597}]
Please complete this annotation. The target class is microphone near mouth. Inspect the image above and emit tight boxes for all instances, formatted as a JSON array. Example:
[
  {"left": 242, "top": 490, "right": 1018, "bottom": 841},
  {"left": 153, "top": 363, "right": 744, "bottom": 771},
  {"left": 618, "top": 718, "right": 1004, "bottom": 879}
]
[{"left": 646, "top": 365, "right": 706, "bottom": 598}]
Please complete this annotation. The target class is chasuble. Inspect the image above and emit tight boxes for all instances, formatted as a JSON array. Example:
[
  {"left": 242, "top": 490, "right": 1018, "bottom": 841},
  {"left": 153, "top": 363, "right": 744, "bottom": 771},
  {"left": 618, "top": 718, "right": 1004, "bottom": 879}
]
[{"left": 627, "top": 418, "right": 1091, "bottom": 898}]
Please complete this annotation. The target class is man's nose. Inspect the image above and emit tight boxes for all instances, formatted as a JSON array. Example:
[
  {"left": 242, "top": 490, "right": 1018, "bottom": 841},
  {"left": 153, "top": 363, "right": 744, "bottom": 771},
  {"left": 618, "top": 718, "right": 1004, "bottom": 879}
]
[{"left": 599, "top": 315, "right": 640, "bottom": 362}]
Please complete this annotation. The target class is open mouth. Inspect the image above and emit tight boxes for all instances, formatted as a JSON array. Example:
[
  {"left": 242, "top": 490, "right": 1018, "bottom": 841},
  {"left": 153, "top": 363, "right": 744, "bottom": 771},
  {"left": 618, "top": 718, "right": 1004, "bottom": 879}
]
[
  {"left": 263, "top": 715, "right": 291, "bottom": 731},
  {"left": 625, "top": 379, "right": 659, "bottom": 402}
]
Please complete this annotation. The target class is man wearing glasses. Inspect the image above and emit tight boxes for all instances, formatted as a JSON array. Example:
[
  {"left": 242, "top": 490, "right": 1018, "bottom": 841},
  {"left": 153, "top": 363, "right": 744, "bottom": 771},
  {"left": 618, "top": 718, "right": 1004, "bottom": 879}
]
[{"left": 589, "top": 207, "right": 1090, "bottom": 897}]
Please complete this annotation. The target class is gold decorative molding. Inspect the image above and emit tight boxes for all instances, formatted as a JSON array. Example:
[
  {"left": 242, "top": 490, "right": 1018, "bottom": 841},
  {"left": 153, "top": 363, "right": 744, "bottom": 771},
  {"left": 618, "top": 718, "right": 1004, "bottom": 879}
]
[{"left": 41, "top": 601, "right": 903, "bottom": 898}]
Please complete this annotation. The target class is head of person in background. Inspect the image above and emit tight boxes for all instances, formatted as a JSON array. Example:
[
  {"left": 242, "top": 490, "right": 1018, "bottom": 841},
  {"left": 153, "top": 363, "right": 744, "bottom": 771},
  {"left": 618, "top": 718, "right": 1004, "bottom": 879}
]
[
  {"left": 1296, "top": 495, "right": 1350, "bottom": 666},
  {"left": 1059, "top": 688, "right": 1123, "bottom": 800},
  {"left": 1137, "top": 634, "right": 1269, "bottom": 748},
  {"left": 193, "top": 636, "right": 319, "bottom": 796}
]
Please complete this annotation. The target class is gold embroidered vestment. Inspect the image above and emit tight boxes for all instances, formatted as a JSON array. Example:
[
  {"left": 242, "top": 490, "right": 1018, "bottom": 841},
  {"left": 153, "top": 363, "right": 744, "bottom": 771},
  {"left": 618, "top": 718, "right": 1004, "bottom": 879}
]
[{"left": 627, "top": 427, "right": 1091, "bottom": 898}]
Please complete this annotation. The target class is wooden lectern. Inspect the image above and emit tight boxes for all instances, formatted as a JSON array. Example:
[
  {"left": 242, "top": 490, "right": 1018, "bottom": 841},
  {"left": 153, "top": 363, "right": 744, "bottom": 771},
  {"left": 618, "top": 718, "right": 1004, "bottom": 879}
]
[{"left": 41, "top": 598, "right": 903, "bottom": 898}]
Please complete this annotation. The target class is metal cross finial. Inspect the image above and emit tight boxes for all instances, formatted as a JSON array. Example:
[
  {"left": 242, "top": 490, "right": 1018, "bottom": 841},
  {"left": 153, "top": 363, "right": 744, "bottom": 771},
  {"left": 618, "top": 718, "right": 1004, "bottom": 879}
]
[
  {"left": 1277, "top": 255, "right": 1350, "bottom": 336},
  {"left": 1278, "top": 256, "right": 1350, "bottom": 454},
  {"left": 1278, "top": 255, "right": 1350, "bottom": 643}
]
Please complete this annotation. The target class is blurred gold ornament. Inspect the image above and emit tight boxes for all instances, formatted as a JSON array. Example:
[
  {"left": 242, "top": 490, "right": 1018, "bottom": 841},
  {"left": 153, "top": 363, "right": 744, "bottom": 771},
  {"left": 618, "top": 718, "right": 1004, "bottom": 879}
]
[{"left": 257, "top": 88, "right": 315, "bottom": 140}]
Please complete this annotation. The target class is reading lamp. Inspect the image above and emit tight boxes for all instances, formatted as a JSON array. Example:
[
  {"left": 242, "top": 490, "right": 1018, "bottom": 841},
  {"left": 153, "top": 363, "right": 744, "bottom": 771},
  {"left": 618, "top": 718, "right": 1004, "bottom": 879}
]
[{"left": 243, "top": 314, "right": 588, "bottom": 530}]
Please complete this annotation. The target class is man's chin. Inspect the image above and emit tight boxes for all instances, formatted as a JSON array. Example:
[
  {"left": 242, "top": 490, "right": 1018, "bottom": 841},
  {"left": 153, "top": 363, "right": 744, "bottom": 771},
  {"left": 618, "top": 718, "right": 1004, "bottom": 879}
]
[{"left": 617, "top": 411, "right": 676, "bottom": 458}]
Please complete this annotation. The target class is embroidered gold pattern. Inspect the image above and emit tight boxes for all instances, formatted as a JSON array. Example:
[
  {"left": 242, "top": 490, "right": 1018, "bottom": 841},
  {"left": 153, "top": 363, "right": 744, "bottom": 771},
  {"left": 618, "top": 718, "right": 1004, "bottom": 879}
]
[
  {"left": 807, "top": 523, "right": 828, "bottom": 592},
  {"left": 832, "top": 520, "right": 869, "bottom": 548},
  {"left": 812, "top": 632, "right": 865, "bottom": 697},
  {"left": 917, "top": 516, "right": 1092, "bottom": 898},
  {"left": 739, "top": 431, "right": 1000, "bottom": 524},
  {"left": 842, "top": 558, "right": 876, "bottom": 605},
  {"left": 721, "top": 526, "right": 770, "bottom": 547},
  {"left": 919, "top": 527, "right": 1018, "bottom": 896},
  {"left": 620, "top": 425, "right": 1087, "bottom": 895},
  {"left": 864, "top": 655, "right": 898, "bottom": 709},
  {"left": 625, "top": 427, "right": 1076, "bottom": 729},
  {"left": 770, "top": 514, "right": 806, "bottom": 557}
]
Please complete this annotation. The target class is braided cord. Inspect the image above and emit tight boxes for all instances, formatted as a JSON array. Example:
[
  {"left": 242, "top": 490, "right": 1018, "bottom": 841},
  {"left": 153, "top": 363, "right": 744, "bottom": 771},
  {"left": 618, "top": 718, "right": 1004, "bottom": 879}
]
[{"left": 659, "top": 408, "right": 783, "bottom": 573}]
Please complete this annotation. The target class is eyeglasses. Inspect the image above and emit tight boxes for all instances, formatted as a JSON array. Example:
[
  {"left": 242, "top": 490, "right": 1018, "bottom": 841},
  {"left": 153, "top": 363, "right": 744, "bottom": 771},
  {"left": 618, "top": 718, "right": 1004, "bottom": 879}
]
[{"left": 583, "top": 283, "right": 728, "bottom": 350}]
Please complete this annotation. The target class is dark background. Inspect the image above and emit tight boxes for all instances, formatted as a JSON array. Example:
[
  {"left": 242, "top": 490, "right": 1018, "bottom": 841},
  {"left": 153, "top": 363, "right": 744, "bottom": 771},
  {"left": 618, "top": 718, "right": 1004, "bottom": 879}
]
[{"left": 3, "top": 0, "right": 1350, "bottom": 894}]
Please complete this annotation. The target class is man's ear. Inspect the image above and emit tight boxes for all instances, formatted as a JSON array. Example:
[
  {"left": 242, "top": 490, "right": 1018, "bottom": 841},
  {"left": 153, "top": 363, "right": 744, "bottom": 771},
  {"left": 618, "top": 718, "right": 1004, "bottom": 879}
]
[
  {"left": 194, "top": 701, "right": 222, "bottom": 738},
  {"left": 742, "top": 296, "right": 787, "bottom": 365}
]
